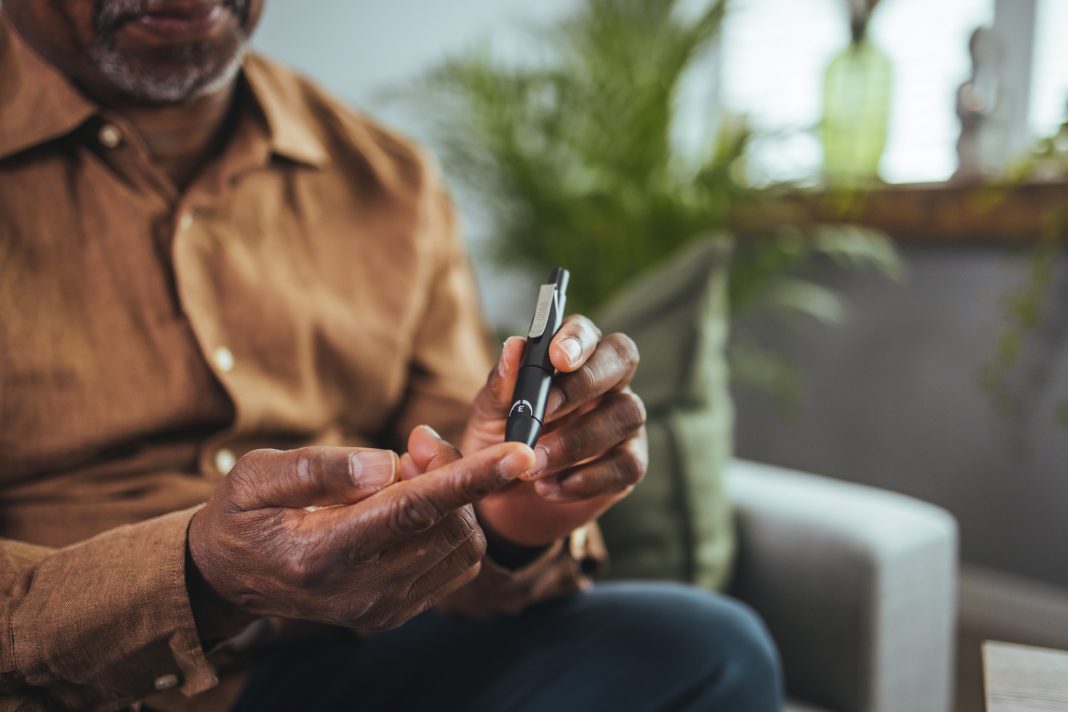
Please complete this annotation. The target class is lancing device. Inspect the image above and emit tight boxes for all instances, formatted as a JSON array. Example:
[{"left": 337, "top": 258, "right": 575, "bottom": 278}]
[{"left": 505, "top": 267, "right": 570, "bottom": 448}]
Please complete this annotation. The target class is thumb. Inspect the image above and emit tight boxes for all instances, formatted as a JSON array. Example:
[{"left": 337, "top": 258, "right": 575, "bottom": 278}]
[
  {"left": 472, "top": 336, "right": 526, "bottom": 419},
  {"left": 228, "top": 446, "right": 399, "bottom": 510}
]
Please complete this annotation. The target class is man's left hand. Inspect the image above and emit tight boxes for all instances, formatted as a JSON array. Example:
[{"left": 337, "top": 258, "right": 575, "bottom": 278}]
[{"left": 462, "top": 316, "right": 647, "bottom": 548}]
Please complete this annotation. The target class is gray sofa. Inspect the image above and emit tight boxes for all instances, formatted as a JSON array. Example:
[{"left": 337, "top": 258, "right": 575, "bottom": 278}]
[{"left": 726, "top": 459, "right": 958, "bottom": 712}]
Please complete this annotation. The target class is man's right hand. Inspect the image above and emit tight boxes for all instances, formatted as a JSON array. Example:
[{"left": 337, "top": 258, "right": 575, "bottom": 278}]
[{"left": 187, "top": 438, "right": 535, "bottom": 635}]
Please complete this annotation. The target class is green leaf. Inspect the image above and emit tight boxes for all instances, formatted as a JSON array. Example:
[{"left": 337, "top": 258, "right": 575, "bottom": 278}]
[{"left": 757, "top": 279, "right": 846, "bottom": 325}]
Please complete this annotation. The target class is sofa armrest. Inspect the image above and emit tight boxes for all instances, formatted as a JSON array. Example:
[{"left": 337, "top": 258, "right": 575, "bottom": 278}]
[{"left": 726, "top": 459, "right": 958, "bottom": 712}]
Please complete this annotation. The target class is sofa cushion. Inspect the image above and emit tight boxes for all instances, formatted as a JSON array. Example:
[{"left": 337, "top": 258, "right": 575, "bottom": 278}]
[{"left": 596, "top": 238, "right": 735, "bottom": 589}]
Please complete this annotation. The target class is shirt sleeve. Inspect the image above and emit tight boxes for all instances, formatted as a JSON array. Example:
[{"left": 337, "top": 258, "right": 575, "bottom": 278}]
[
  {"left": 437, "top": 523, "right": 607, "bottom": 618},
  {"left": 0, "top": 507, "right": 219, "bottom": 711}
]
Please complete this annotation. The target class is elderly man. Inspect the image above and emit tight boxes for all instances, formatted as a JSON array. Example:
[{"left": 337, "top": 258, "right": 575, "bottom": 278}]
[{"left": 0, "top": 1, "right": 781, "bottom": 710}]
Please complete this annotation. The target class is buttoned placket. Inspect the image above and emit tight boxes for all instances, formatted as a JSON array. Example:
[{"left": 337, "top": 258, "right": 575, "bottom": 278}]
[{"left": 170, "top": 204, "right": 243, "bottom": 479}]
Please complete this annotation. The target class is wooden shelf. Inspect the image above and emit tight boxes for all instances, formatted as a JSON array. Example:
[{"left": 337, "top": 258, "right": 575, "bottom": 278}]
[{"left": 731, "top": 180, "right": 1068, "bottom": 244}]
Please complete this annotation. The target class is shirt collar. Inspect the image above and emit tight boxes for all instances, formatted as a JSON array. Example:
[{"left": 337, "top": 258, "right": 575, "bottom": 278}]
[
  {"left": 0, "top": 12, "right": 328, "bottom": 169},
  {"left": 0, "top": 13, "right": 96, "bottom": 160},
  {"left": 242, "top": 53, "right": 329, "bottom": 169}
]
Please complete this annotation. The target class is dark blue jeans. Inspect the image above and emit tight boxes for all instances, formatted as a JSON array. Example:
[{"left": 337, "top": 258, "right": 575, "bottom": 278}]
[{"left": 234, "top": 582, "right": 783, "bottom": 711}]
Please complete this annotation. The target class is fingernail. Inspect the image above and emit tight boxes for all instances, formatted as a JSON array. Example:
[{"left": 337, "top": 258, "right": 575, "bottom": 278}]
[
  {"left": 560, "top": 338, "right": 582, "bottom": 366},
  {"left": 350, "top": 450, "right": 396, "bottom": 487},
  {"left": 499, "top": 449, "right": 533, "bottom": 480},
  {"left": 420, "top": 425, "right": 442, "bottom": 441},
  {"left": 499, "top": 337, "right": 522, "bottom": 378},
  {"left": 523, "top": 446, "right": 550, "bottom": 479}
]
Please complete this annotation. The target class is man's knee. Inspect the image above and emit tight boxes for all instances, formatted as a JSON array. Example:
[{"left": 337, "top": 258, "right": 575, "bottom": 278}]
[
  {"left": 570, "top": 582, "right": 782, "bottom": 709},
  {"left": 682, "top": 588, "right": 782, "bottom": 699},
  {"left": 629, "top": 583, "right": 778, "bottom": 677}
]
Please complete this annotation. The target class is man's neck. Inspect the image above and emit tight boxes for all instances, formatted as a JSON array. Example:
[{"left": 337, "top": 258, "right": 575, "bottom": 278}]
[{"left": 111, "top": 82, "right": 239, "bottom": 193}]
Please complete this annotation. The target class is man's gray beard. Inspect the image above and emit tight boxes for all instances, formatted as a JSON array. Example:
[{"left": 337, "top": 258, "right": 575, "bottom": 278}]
[
  {"left": 90, "top": 43, "right": 247, "bottom": 104},
  {"left": 91, "top": 0, "right": 250, "bottom": 104}
]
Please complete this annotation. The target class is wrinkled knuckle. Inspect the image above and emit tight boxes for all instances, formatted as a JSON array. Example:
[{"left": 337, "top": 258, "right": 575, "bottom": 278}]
[
  {"left": 608, "top": 332, "right": 640, "bottom": 367},
  {"left": 390, "top": 490, "right": 442, "bottom": 535},
  {"left": 225, "top": 449, "right": 263, "bottom": 485},
  {"left": 459, "top": 533, "right": 487, "bottom": 569},
  {"left": 292, "top": 448, "right": 325, "bottom": 487},
  {"left": 578, "top": 362, "right": 601, "bottom": 392},
  {"left": 469, "top": 526, "right": 488, "bottom": 561},
  {"left": 457, "top": 504, "right": 479, "bottom": 529},
  {"left": 441, "top": 512, "right": 475, "bottom": 549},
  {"left": 223, "top": 467, "right": 271, "bottom": 511},
  {"left": 617, "top": 450, "right": 646, "bottom": 487},
  {"left": 238, "top": 448, "right": 274, "bottom": 469},
  {"left": 619, "top": 391, "right": 648, "bottom": 430},
  {"left": 221, "top": 473, "right": 254, "bottom": 510},
  {"left": 285, "top": 555, "right": 323, "bottom": 588},
  {"left": 464, "top": 561, "right": 483, "bottom": 583}
]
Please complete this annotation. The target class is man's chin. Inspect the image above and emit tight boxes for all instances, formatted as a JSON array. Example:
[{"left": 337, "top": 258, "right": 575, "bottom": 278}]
[{"left": 90, "top": 45, "right": 246, "bottom": 105}]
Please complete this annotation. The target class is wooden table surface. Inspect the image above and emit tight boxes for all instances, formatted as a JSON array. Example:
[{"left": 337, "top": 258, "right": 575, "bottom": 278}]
[{"left": 984, "top": 641, "right": 1068, "bottom": 712}]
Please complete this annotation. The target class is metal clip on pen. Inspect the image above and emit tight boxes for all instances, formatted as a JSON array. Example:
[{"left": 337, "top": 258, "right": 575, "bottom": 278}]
[{"left": 505, "top": 268, "right": 570, "bottom": 448}]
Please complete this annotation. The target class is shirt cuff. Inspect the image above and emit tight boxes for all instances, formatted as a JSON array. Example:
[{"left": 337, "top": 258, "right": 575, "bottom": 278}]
[
  {"left": 435, "top": 522, "right": 607, "bottom": 617},
  {"left": 9, "top": 507, "right": 218, "bottom": 708}
]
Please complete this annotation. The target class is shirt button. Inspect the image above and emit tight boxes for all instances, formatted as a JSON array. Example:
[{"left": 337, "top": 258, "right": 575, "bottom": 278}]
[
  {"left": 154, "top": 673, "right": 179, "bottom": 691},
  {"left": 212, "top": 346, "right": 234, "bottom": 373},
  {"left": 214, "top": 448, "right": 237, "bottom": 476},
  {"left": 97, "top": 123, "right": 123, "bottom": 149}
]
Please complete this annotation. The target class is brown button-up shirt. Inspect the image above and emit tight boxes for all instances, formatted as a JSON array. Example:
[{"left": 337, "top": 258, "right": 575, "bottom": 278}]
[{"left": 0, "top": 14, "right": 600, "bottom": 712}]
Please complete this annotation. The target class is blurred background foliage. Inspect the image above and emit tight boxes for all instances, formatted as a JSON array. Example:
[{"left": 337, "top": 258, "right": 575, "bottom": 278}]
[
  {"left": 978, "top": 108, "right": 1068, "bottom": 426},
  {"left": 404, "top": 0, "right": 903, "bottom": 403}
]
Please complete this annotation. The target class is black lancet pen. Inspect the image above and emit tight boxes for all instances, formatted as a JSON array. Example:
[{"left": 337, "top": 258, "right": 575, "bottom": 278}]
[{"left": 505, "top": 268, "right": 570, "bottom": 448}]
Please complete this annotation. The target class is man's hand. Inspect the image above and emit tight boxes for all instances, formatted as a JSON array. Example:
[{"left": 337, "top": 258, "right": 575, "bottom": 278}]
[
  {"left": 462, "top": 316, "right": 647, "bottom": 547},
  {"left": 187, "top": 441, "right": 534, "bottom": 635}
]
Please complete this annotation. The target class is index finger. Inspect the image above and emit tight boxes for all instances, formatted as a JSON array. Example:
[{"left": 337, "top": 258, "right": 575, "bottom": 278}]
[{"left": 327, "top": 441, "right": 535, "bottom": 550}]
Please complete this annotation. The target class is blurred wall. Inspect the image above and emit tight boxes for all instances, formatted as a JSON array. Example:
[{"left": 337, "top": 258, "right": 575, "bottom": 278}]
[
  {"left": 253, "top": 0, "right": 578, "bottom": 328},
  {"left": 733, "top": 246, "right": 1068, "bottom": 591},
  {"left": 253, "top": 0, "right": 573, "bottom": 124}
]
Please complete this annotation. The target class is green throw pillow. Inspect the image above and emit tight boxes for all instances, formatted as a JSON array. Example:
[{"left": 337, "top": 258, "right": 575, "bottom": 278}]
[{"left": 595, "top": 238, "right": 735, "bottom": 590}]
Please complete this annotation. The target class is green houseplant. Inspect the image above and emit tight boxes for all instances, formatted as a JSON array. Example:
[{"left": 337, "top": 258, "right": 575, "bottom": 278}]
[{"left": 407, "top": 0, "right": 901, "bottom": 403}]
